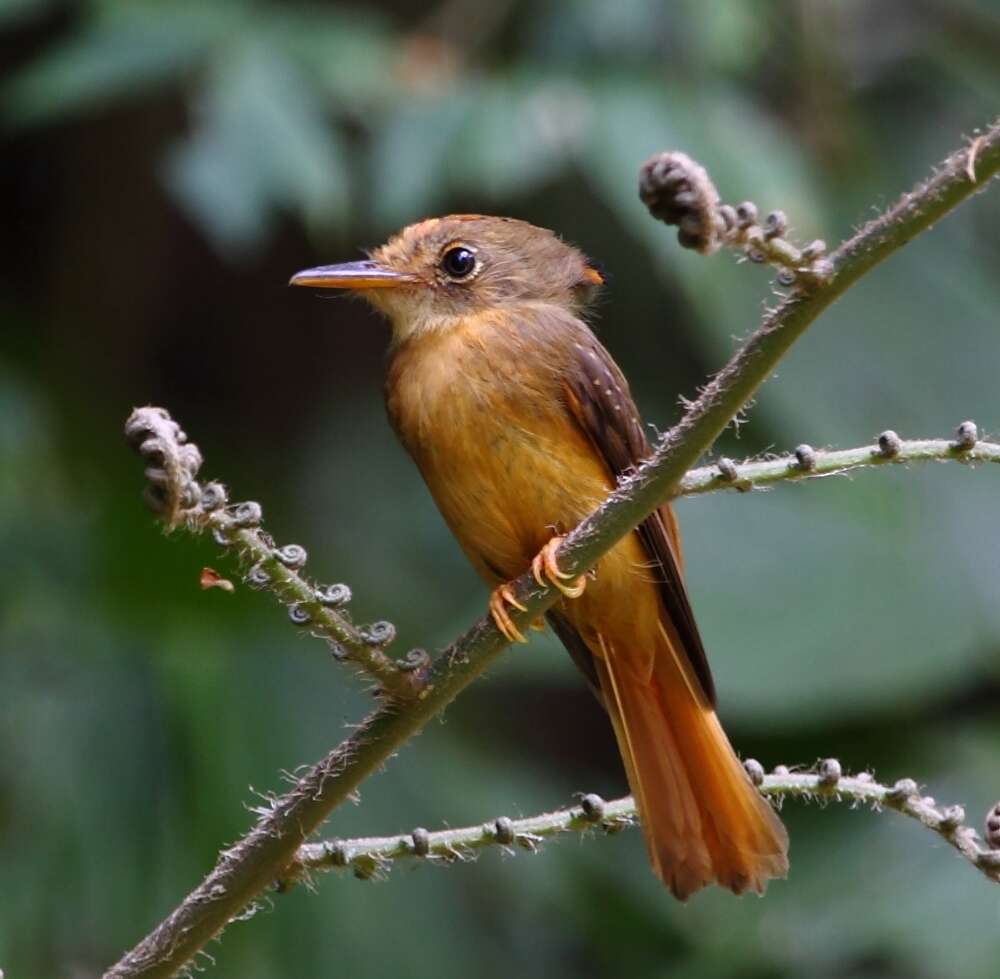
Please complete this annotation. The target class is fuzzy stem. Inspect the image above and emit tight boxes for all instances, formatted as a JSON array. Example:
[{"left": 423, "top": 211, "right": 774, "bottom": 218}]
[
  {"left": 676, "top": 429, "right": 999, "bottom": 497},
  {"left": 290, "top": 767, "right": 1000, "bottom": 885},
  {"left": 124, "top": 407, "right": 426, "bottom": 699},
  {"left": 107, "top": 120, "right": 1000, "bottom": 979}
]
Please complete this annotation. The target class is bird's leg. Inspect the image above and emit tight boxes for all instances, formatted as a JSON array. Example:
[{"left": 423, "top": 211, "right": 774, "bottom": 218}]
[
  {"left": 488, "top": 584, "right": 529, "bottom": 644},
  {"left": 531, "top": 536, "right": 587, "bottom": 599},
  {"left": 489, "top": 537, "right": 584, "bottom": 644}
]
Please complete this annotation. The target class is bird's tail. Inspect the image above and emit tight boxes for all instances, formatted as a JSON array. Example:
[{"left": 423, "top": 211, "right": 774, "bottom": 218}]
[{"left": 594, "top": 628, "right": 788, "bottom": 900}]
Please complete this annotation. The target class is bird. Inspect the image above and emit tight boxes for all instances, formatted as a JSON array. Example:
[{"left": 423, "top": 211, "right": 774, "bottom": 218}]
[{"left": 290, "top": 215, "right": 788, "bottom": 899}]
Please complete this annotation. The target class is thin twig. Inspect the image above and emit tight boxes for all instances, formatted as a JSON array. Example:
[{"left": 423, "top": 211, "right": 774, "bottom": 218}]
[
  {"left": 124, "top": 408, "right": 428, "bottom": 699},
  {"left": 638, "top": 151, "right": 833, "bottom": 289},
  {"left": 107, "top": 119, "right": 1000, "bottom": 979},
  {"left": 289, "top": 763, "right": 1000, "bottom": 886},
  {"left": 677, "top": 424, "right": 997, "bottom": 497}
]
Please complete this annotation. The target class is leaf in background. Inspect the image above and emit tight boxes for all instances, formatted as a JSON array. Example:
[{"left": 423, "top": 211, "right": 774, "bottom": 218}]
[
  {"left": 164, "top": 121, "right": 269, "bottom": 252},
  {"left": 526, "top": 0, "right": 668, "bottom": 65},
  {"left": 269, "top": 5, "right": 395, "bottom": 104},
  {"left": 760, "top": 230, "right": 1000, "bottom": 444},
  {"left": 680, "top": 0, "right": 772, "bottom": 75},
  {"left": 449, "top": 75, "right": 587, "bottom": 201},
  {"left": 165, "top": 41, "right": 349, "bottom": 255},
  {"left": 577, "top": 75, "right": 686, "bottom": 257},
  {"left": 680, "top": 463, "right": 1000, "bottom": 727},
  {"left": 0, "top": 0, "right": 54, "bottom": 29},
  {"left": 368, "top": 92, "right": 474, "bottom": 230},
  {"left": 2, "top": 3, "right": 234, "bottom": 126}
]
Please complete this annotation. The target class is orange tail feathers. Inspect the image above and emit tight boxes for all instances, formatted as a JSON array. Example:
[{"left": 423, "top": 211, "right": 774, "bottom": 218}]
[{"left": 595, "top": 632, "right": 789, "bottom": 900}]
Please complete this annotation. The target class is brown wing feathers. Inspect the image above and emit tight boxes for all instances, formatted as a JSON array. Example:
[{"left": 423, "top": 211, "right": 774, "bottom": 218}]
[
  {"left": 559, "top": 340, "right": 716, "bottom": 705},
  {"left": 556, "top": 333, "right": 789, "bottom": 897}
]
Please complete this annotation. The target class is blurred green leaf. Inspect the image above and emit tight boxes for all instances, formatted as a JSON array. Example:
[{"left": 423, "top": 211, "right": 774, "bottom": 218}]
[
  {"left": 527, "top": 0, "right": 668, "bottom": 65},
  {"left": 2, "top": 4, "right": 233, "bottom": 125},
  {"left": 450, "top": 75, "right": 586, "bottom": 201},
  {"left": 681, "top": 0, "right": 772, "bottom": 75},
  {"left": 369, "top": 93, "right": 474, "bottom": 229},
  {"left": 271, "top": 5, "right": 394, "bottom": 103},
  {"left": 683, "top": 464, "right": 999, "bottom": 727},
  {"left": 165, "top": 42, "right": 349, "bottom": 254},
  {"left": 0, "top": 0, "right": 54, "bottom": 28}
]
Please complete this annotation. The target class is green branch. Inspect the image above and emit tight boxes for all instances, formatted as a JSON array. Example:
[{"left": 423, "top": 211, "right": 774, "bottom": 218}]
[
  {"left": 107, "top": 118, "right": 1000, "bottom": 979},
  {"left": 289, "top": 762, "right": 1000, "bottom": 885}
]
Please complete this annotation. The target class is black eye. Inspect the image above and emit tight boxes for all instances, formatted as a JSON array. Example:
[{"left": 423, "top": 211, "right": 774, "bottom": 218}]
[{"left": 440, "top": 246, "right": 477, "bottom": 279}]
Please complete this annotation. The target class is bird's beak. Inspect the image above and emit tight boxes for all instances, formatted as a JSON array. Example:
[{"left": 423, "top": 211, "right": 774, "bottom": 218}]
[{"left": 289, "top": 260, "right": 419, "bottom": 290}]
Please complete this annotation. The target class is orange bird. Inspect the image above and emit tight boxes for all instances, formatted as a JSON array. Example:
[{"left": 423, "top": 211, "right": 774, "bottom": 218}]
[{"left": 291, "top": 215, "right": 788, "bottom": 899}]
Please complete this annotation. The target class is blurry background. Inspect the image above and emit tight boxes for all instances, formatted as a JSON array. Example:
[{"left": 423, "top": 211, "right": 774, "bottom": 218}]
[{"left": 3, "top": 1, "right": 1000, "bottom": 976}]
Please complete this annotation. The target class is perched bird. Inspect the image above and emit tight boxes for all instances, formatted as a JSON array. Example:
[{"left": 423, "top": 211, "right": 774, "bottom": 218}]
[{"left": 291, "top": 215, "right": 788, "bottom": 899}]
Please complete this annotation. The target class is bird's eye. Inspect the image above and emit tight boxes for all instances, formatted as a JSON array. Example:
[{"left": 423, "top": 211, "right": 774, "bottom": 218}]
[{"left": 440, "top": 246, "right": 477, "bottom": 279}]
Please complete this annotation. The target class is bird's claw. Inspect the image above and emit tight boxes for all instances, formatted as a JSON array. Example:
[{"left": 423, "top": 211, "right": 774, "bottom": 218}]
[
  {"left": 531, "top": 536, "right": 587, "bottom": 599},
  {"left": 489, "top": 583, "right": 529, "bottom": 644},
  {"left": 489, "top": 537, "right": 584, "bottom": 643}
]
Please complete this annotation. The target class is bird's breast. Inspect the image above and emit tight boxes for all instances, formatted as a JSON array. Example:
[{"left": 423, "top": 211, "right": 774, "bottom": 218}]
[{"left": 385, "top": 311, "right": 613, "bottom": 581}]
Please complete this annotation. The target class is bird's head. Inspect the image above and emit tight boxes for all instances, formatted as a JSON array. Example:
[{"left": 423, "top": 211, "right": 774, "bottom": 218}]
[{"left": 290, "top": 215, "right": 603, "bottom": 343}]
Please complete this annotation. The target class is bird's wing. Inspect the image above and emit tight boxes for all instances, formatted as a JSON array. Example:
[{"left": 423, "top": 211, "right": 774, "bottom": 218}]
[{"left": 557, "top": 335, "right": 716, "bottom": 706}]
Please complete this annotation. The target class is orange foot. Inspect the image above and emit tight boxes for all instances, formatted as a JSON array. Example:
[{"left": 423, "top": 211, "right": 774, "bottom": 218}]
[
  {"left": 489, "top": 584, "right": 529, "bottom": 644},
  {"left": 531, "top": 536, "right": 587, "bottom": 599}
]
